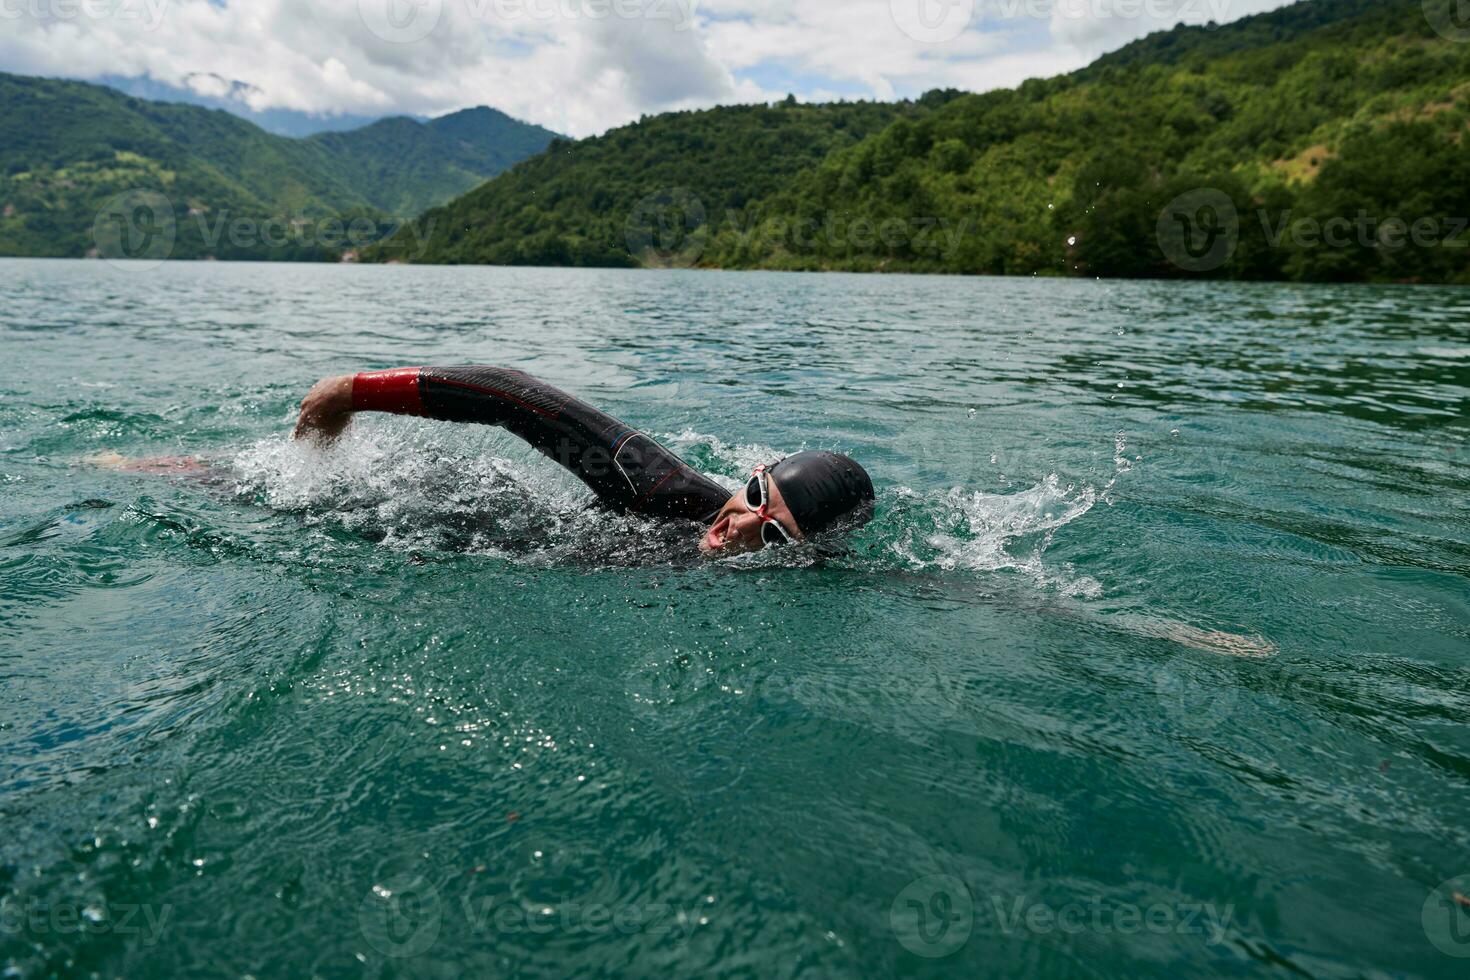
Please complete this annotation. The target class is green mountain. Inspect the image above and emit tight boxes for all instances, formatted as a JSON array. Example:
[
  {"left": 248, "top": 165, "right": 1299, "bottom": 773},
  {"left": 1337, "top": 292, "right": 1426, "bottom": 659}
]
[
  {"left": 376, "top": 0, "right": 1470, "bottom": 284},
  {"left": 306, "top": 107, "right": 560, "bottom": 216},
  {"left": 374, "top": 95, "right": 936, "bottom": 266},
  {"left": 0, "top": 73, "right": 559, "bottom": 260}
]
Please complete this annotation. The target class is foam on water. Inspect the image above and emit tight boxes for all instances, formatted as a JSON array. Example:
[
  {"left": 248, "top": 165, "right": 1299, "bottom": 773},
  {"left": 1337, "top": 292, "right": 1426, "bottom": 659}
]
[{"left": 872, "top": 477, "right": 1102, "bottom": 591}]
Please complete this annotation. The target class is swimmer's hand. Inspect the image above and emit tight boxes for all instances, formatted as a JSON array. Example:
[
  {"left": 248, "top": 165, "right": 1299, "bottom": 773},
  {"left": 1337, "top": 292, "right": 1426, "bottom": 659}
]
[{"left": 293, "top": 374, "right": 354, "bottom": 443}]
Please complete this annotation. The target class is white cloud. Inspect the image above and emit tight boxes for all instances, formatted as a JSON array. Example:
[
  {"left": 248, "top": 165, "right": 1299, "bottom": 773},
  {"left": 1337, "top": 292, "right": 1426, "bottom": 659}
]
[
  {"left": 0, "top": 0, "right": 1298, "bottom": 136},
  {"left": 578, "top": 8, "right": 735, "bottom": 110}
]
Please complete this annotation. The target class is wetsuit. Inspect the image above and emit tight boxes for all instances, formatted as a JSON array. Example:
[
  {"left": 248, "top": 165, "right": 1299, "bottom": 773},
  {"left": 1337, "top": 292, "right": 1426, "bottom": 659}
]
[{"left": 352, "top": 367, "right": 731, "bottom": 523}]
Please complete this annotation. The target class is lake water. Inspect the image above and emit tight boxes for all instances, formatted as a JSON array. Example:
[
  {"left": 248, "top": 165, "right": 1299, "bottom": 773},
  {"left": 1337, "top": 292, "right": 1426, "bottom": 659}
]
[{"left": 2, "top": 258, "right": 1468, "bottom": 978}]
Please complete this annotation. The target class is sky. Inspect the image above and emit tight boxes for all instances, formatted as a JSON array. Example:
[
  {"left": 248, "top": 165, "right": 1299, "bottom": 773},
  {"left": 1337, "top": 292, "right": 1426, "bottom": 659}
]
[{"left": 0, "top": 0, "right": 1298, "bottom": 137}]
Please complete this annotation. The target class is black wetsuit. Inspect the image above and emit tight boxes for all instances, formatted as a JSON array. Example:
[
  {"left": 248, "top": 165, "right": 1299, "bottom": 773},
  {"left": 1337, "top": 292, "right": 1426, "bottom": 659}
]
[{"left": 352, "top": 366, "right": 731, "bottom": 523}]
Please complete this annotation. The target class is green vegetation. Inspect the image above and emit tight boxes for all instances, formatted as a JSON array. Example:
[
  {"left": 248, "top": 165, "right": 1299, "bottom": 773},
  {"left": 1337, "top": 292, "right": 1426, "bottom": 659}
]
[
  {"left": 0, "top": 74, "right": 558, "bottom": 260},
  {"left": 377, "top": 0, "right": 1470, "bottom": 284},
  {"left": 373, "top": 97, "right": 932, "bottom": 266}
]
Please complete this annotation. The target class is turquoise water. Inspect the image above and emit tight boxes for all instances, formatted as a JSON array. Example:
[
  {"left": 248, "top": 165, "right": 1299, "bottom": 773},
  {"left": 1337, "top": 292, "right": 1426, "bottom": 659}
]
[{"left": 2, "top": 258, "right": 1468, "bottom": 978}]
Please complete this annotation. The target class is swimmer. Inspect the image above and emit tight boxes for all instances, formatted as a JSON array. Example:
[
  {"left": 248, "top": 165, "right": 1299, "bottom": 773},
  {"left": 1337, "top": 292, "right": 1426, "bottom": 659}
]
[
  {"left": 92, "top": 370, "right": 1274, "bottom": 655},
  {"left": 292, "top": 367, "right": 875, "bottom": 556}
]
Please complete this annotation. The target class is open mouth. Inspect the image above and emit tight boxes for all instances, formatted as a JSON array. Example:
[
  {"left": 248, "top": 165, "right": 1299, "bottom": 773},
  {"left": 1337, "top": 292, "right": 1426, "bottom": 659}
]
[
  {"left": 702, "top": 515, "right": 735, "bottom": 553},
  {"left": 705, "top": 514, "right": 752, "bottom": 552}
]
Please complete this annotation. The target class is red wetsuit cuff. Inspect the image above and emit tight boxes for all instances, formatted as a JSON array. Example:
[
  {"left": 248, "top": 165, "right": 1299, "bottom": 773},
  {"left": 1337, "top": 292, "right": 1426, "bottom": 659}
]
[{"left": 352, "top": 368, "right": 425, "bottom": 415}]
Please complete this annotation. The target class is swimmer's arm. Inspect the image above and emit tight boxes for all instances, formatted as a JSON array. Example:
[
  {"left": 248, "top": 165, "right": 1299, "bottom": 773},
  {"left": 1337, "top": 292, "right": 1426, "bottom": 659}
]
[
  {"left": 295, "top": 366, "right": 576, "bottom": 440},
  {"left": 295, "top": 368, "right": 726, "bottom": 519},
  {"left": 296, "top": 367, "right": 543, "bottom": 442}
]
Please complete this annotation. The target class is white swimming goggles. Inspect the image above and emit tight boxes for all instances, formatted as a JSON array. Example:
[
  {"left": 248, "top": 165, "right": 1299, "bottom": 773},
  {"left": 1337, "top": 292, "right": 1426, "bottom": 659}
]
[{"left": 743, "top": 465, "right": 797, "bottom": 547}]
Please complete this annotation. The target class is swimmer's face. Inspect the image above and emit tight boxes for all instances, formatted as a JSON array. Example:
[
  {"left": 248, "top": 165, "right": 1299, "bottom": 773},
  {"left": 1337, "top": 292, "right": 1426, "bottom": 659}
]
[{"left": 700, "top": 473, "right": 802, "bottom": 556}]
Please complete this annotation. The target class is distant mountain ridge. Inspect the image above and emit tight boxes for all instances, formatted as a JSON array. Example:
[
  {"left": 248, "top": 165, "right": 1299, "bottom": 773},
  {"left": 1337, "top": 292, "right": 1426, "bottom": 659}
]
[
  {"left": 0, "top": 72, "right": 560, "bottom": 259},
  {"left": 96, "top": 74, "right": 391, "bottom": 138},
  {"left": 305, "top": 106, "right": 561, "bottom": 216}
]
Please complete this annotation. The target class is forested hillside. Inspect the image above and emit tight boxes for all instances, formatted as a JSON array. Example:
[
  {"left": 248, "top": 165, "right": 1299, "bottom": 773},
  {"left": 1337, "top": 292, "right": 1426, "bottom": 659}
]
[
  {"left": 374, "top": 97, "right": 937, "bottom": 266},
  {"left": 716, "top": 0, "right": 1469, "bottom": 281},
  {"left": 377, "top": 0, "right": 1470, "bottom": 284}
]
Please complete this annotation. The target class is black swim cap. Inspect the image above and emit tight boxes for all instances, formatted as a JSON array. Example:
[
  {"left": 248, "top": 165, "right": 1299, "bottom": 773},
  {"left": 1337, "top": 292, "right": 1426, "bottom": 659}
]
[{"left": 768, "top": 451, "right": 875, "bottom": 537}]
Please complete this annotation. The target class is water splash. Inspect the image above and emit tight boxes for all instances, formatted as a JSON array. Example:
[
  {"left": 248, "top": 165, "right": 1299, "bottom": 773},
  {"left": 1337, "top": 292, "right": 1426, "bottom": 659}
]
[
  {"left": 232, "top": 421, "right": 693, "bottom": 566},
  {"left": 859, "top": 475, "right": 1102, "bottom": 595}
]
